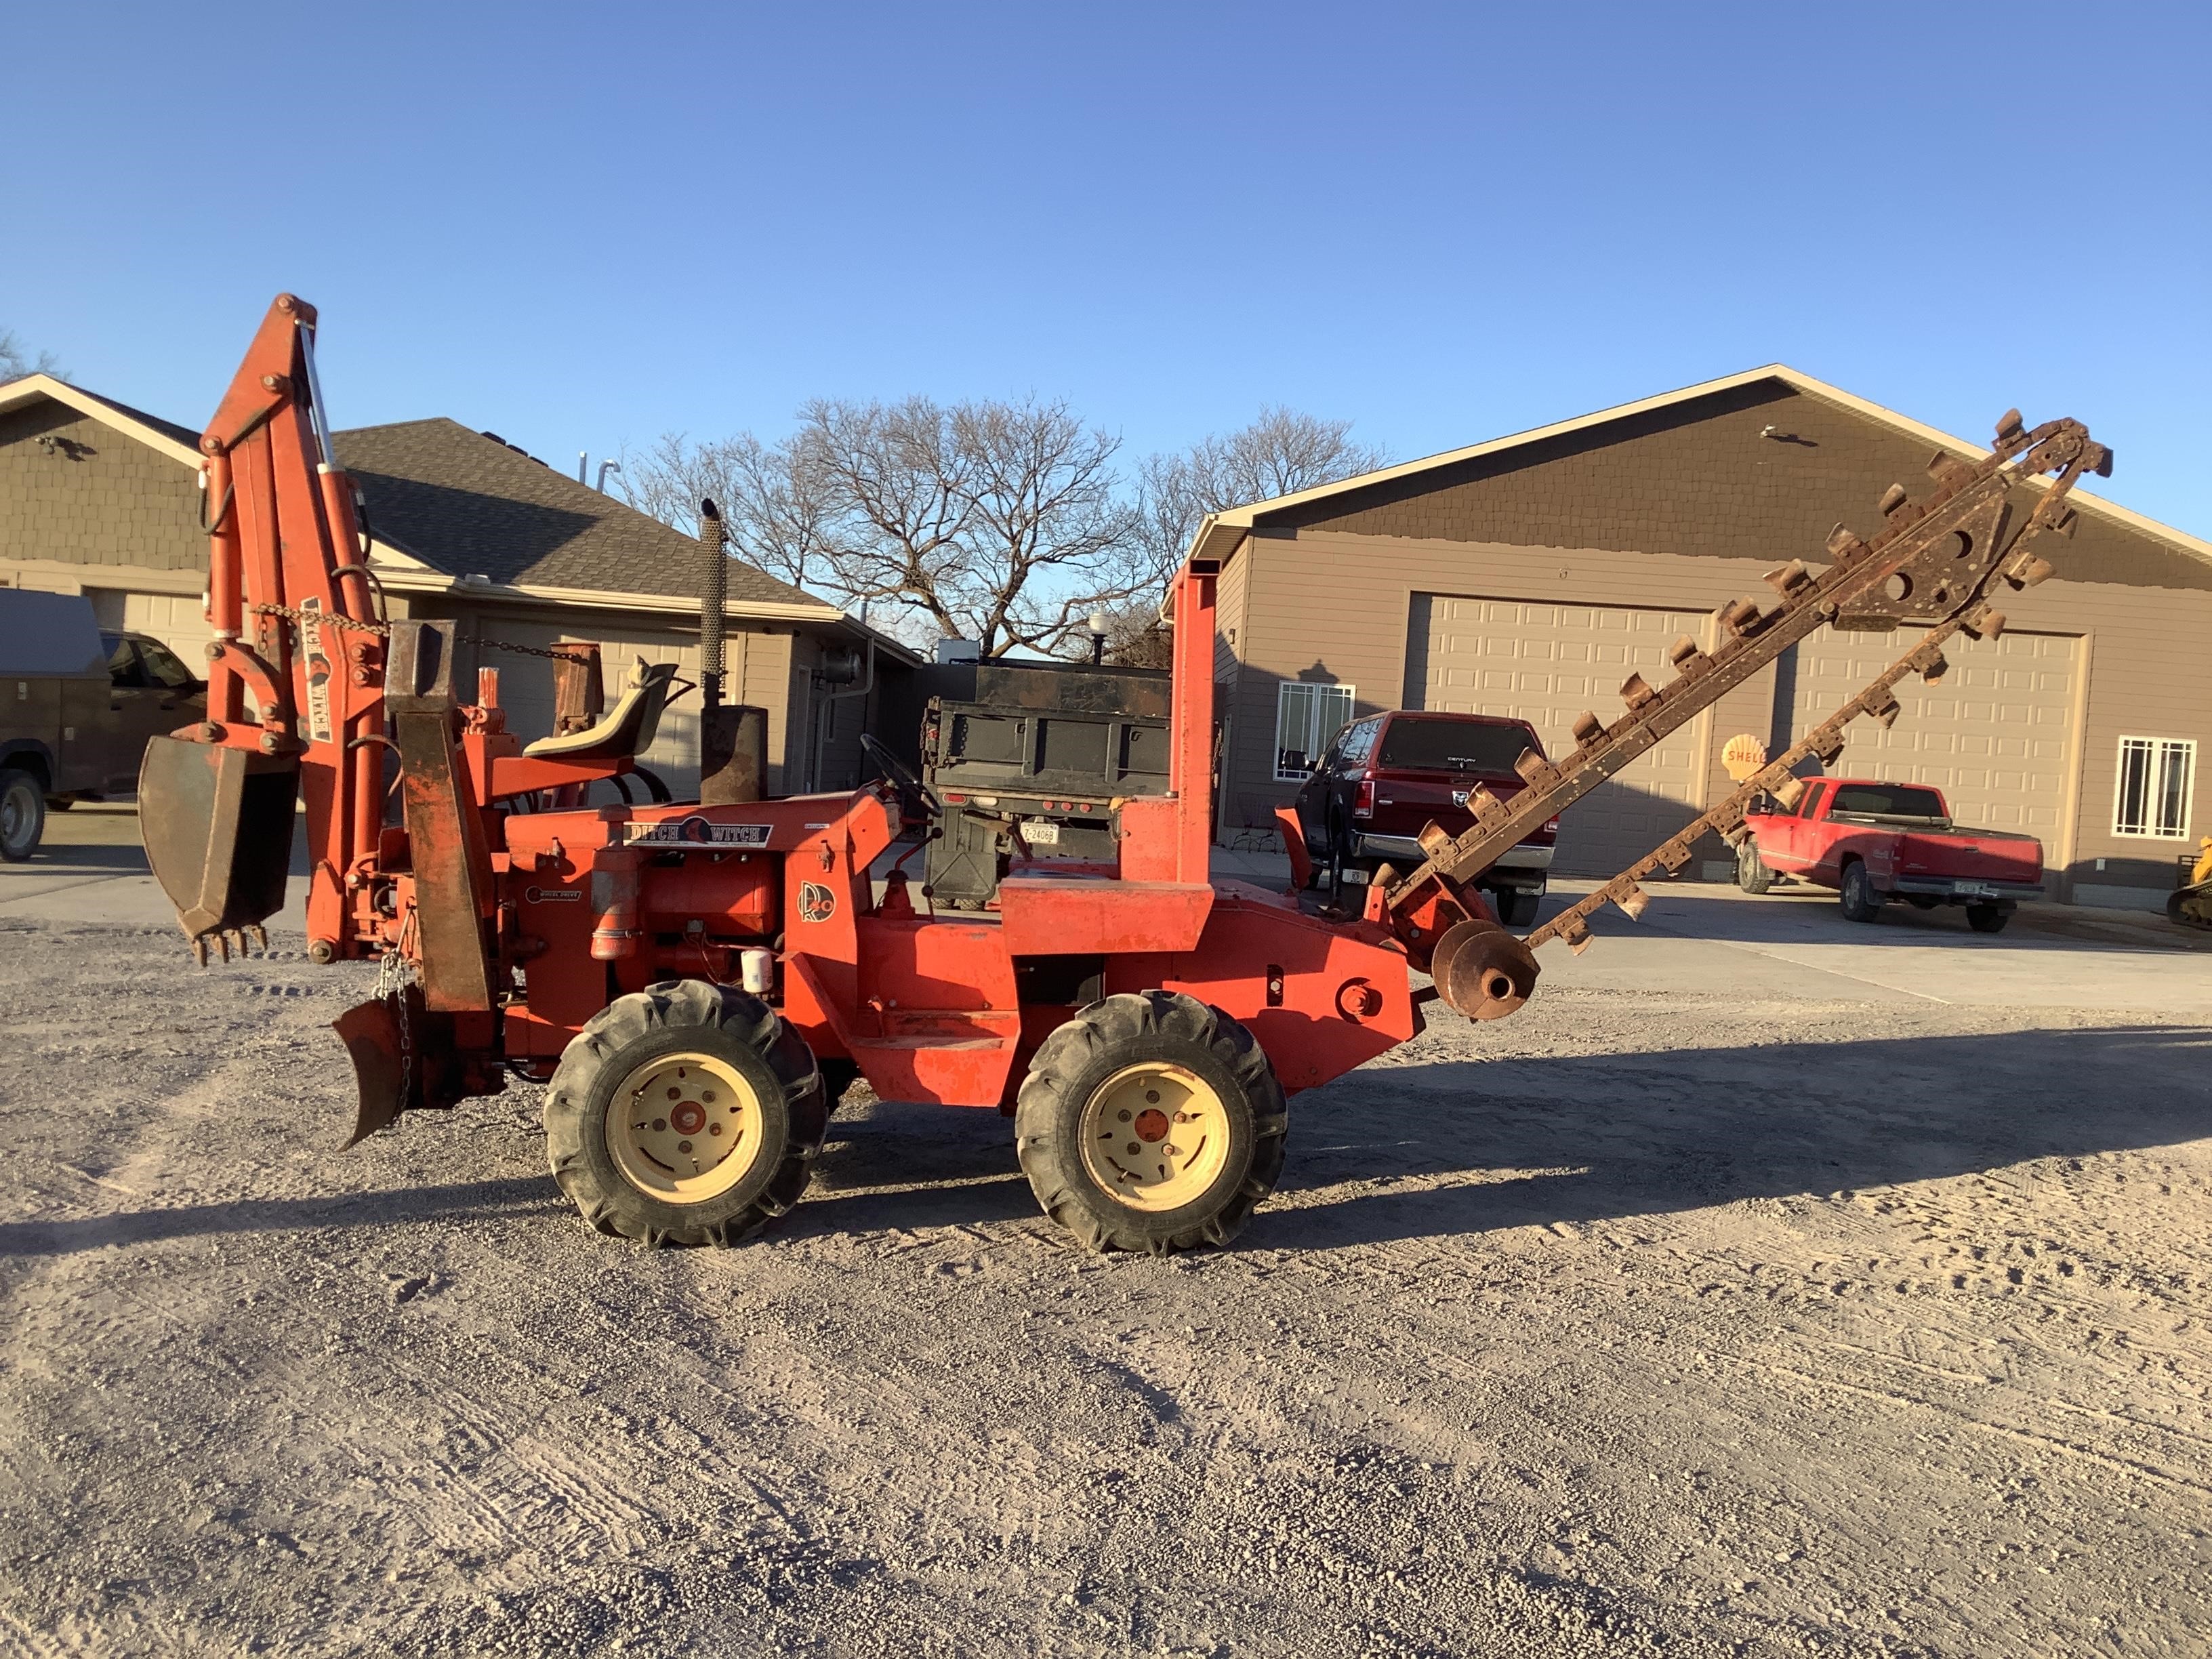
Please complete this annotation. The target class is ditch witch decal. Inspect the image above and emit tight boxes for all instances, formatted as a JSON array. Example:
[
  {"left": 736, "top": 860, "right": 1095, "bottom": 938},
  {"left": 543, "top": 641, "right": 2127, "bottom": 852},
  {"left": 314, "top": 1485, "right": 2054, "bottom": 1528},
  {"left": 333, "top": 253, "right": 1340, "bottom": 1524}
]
[{"left": 621, "top": 817, "right": 773, "bottom": 848}]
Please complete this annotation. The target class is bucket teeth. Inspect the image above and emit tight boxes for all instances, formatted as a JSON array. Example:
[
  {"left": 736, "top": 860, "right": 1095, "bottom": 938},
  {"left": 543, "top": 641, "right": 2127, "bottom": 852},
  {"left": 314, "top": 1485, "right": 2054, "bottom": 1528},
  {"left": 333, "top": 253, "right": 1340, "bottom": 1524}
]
[{"left": 190, "top": 935, "right": 209, "bottom": 968}]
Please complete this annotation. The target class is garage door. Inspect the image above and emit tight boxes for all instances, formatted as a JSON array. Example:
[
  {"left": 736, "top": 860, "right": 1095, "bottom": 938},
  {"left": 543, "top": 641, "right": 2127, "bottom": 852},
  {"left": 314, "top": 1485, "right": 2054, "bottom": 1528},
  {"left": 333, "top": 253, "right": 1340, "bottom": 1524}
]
[
  {"left": 1410, "top": 594, "right": 1712, "bottom": 876},
  {"left": 86, "top": 589, "right": 216, "bottom": 665},
  {"left": 1787, "top": 628, "right": 2078, "bottom": 837}
]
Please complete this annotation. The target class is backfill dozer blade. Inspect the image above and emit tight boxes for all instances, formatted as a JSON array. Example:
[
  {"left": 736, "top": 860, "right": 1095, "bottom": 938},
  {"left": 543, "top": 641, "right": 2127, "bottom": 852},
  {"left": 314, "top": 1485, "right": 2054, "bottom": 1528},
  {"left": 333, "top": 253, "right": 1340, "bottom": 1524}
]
[
  {"left": 139, "top": 734, "right": 298, "bottom": 960},
  {"left": 333, "top": 986, "right": 468, "bottom": 1147}
]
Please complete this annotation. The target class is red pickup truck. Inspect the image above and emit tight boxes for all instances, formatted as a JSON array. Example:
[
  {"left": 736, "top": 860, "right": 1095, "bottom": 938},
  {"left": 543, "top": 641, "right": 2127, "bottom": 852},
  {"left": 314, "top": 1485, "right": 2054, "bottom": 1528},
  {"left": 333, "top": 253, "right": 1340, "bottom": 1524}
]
[{"left": 1736, "top": 777, "right": 2043, "bottom": 933}]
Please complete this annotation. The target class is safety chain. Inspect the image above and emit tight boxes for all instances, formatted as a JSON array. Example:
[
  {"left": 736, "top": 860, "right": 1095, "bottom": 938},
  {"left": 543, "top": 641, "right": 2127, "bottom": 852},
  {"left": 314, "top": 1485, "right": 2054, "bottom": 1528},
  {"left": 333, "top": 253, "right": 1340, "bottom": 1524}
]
[
  {"left": 375, "top": 911, "right": 422, "bottom": 1119},
  {"left": 248, "top": 601, "right": 390, "bottom": 635},
  {"left": 462, "top": 634, "right": 592, "bottom": 661},
  {"left": 245, "top": 603, "right": 586, "bottom": 663}
]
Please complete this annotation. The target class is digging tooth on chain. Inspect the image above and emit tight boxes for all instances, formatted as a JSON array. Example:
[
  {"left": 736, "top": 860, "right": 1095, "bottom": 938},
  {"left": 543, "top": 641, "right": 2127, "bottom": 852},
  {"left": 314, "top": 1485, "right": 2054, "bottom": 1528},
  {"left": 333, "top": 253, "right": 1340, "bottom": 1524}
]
[
  {"left": 1717, "top": 597, "right": 1763, "bottom": 638},
  {"left": 1767, "top": 558, "right": 1814, "bottom": 595}
]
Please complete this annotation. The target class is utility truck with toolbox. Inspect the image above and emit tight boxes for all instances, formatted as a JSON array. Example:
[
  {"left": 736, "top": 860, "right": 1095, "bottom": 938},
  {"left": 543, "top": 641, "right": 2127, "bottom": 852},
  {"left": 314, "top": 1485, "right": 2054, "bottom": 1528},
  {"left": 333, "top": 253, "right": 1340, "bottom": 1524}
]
[
  {"left": 1, "top": 588, "right": 207, "bottom": 862},
  {"left": 1735, "top": 777, "right": 2043, "bottom": 932}
]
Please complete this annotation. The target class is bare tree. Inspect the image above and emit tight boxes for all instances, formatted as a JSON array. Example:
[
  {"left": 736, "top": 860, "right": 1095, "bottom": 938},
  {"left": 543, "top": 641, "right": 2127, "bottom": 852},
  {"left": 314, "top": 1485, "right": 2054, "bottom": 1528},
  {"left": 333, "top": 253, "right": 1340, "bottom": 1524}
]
[
  {"left": 625, "top": 397, "right": 1147, "bottom": 657},
  {"left": 1086, "top": 407, "right": 1391, "bottom": 665},
  {"left": 619, "top": 400, "right": 1382, "bottom": 662},
  {"left": 0, "top": 328, "right": 62, "bottom": 385},
  {"left": 617, "top": 431, "right": 840, "bottom": 595},
  {"left": 1133, "top": 407, "right": 1390, "bottom": 588}
]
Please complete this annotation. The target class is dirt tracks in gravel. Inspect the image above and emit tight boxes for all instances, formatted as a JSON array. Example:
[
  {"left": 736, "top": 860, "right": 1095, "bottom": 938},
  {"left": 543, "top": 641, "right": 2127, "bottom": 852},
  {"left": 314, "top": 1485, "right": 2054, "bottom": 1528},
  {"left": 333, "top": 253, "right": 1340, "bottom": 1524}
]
[{"left": 1, "top": 920, "right": 2209, "bottom": 1656}]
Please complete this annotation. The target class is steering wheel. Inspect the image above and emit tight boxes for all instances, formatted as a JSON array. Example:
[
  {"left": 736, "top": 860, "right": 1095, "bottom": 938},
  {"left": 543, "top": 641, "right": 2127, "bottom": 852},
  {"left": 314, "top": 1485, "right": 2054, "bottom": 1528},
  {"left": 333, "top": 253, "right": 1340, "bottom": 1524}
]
[{"left": 859, "top": 733, "right": 936, "bottom": 822}]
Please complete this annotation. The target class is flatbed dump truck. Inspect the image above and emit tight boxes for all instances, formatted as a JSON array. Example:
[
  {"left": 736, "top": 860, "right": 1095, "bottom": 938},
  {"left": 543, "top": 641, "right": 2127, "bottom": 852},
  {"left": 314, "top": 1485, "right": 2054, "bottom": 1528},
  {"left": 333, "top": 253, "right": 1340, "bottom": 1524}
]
[{"left": 138, "top": 295, "right": 2110, "bottom": 1252}]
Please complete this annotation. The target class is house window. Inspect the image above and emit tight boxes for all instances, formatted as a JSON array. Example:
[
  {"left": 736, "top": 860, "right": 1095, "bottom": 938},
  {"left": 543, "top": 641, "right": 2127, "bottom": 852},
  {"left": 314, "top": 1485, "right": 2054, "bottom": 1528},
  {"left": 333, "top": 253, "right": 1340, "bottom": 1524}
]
[
  {"left": 2112, "top": 737, "right": 2195, "bottom": 840},
  {"left": 1275, "top": 682, "right": 1355, "bottom": 781}
]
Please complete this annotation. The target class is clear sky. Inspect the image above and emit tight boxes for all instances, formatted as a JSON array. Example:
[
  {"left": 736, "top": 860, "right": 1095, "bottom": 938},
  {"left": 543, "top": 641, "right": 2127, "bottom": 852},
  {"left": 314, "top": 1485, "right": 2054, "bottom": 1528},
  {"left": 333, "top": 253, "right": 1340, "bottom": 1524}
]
[{"left": 6, "top": 2, "right": 2206, "bottom": 535}]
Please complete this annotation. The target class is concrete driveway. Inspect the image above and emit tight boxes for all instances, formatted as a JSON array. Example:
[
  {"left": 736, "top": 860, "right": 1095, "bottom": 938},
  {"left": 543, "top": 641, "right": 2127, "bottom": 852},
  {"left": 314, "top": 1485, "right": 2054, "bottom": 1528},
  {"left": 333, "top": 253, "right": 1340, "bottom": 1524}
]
[
  {"left": 11, "top": 809, "right": 2208, "bottom": 1017},
  {"left": 1209, "top": 841, "right": 2212, "bottom": 1017}
]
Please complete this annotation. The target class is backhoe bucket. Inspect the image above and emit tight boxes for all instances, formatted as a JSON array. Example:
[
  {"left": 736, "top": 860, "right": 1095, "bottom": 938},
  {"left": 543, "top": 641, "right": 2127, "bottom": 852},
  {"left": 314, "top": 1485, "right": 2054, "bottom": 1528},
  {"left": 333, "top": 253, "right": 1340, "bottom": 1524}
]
[{"left": 139, "top": 735, "right": 298, "bottom": 942}]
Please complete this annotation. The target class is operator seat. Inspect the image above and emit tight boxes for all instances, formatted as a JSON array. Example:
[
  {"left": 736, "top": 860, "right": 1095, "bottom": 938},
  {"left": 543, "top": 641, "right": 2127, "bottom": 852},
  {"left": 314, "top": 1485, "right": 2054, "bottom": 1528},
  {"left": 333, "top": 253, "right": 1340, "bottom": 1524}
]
[{"left": 522, "top": 657, "right": 678, "bottom": 763}]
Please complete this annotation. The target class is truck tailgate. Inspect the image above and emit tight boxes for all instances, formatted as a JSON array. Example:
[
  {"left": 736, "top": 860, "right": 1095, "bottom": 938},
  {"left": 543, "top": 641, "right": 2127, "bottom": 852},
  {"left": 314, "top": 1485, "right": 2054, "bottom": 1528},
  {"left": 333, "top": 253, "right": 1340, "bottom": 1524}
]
[{"left": 1894, "top": 829, "right": 2042, "bottom": 884}]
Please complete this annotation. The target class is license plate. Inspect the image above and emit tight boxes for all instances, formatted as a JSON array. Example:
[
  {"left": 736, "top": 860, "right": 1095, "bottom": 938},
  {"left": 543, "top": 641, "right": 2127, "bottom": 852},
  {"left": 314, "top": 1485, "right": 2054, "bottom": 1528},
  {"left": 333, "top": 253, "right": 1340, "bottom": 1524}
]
[
  {"left": 1338, "top": 866, "right": 1370, "bottom": 885},
  {"left": 1954, "top": 880, "right": 1996, "bottom": 898},
  {"left": 1022, "top": 820, "right": 1060, "bottom": 846}
]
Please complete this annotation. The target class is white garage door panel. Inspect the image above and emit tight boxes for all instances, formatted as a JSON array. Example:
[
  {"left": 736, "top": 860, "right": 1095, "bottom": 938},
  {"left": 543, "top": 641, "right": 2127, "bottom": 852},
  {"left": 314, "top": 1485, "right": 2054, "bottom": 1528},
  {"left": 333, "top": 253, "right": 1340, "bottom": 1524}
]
[
  {"left": 1414, "top": 595, "right": 1710, "bottom": 876},
  {"left": 85, "top": 589, "right": 217, "bottom": 665},
  {"left": 1790, "top": 629, "right": 2076, "bottom": 836}
]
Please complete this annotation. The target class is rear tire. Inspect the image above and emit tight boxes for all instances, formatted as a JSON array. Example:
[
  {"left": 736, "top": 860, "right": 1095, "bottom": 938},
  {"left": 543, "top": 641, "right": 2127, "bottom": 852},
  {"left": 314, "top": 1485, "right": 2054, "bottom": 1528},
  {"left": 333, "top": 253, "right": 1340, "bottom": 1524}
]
[
  {"left": 0, "top": 771, "right": 45, "bottom": 863},
  {"left": 1966, "top": 902, "right": 2011, "bottom": 935},
  {"left": 1839, "top": 859, "right": 1883, "bottom": 924},
  {"left": 1497, "top": 886, "right": 1542, "bottom": 928},
  {"left": 1015, "top": 991, "right": 1288, "bottom": 1254},
  {"left": 544, "top": 979, "right": 826, "bottom": 1246},
  {"left": 1735, "top": 841, "right": 1774, "bottom": 895}
]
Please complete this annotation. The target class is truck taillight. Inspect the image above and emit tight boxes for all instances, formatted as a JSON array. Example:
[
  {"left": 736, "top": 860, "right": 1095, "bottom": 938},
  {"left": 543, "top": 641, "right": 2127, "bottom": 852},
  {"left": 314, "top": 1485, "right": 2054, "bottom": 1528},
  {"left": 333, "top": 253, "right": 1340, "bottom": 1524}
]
[
  {"left": 1353, "top": 778, "right": 1376, "bottom": 819},
  {"left": 1545, "top": 817, "right": 1560, "bottom": 834}
]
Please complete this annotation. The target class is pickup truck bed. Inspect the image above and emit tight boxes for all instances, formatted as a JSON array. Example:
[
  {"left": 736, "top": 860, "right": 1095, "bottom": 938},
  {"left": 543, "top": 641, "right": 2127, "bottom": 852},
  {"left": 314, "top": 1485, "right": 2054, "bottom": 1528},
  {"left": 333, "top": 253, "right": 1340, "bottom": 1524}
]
[{"left": 1738, "top": 777, "right": 2042, "bottom": 933}]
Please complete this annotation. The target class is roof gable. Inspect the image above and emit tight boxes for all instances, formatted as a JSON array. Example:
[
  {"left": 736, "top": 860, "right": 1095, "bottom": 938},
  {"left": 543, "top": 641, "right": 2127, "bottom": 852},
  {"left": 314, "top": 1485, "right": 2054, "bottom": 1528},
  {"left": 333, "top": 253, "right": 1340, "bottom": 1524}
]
[
  {"left": 1191, "top": 366, "right": 2211, "bottom": 586},
  {"left": 0, "top": 373, "right": 203, "bottom": 467},
  {"left": 333, "top": 418, "right": 826, "bottom": 609}
]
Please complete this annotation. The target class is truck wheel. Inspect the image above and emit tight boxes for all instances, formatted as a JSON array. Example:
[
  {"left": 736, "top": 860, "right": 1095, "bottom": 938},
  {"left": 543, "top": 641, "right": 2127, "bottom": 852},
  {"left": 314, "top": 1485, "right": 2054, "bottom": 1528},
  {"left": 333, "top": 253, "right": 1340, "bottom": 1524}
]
[
  {"left": 1839, "top": 859, "right": 1883, "bottom": 924},
  {"left": 1735, "top": 841, "right": 1774, "bottom": 895},
  {"left": 1015, "top": 991, "right": 1288, "bottom": 1254},
  {"left": 544, "top": 980, "right": 827, "bottom": 1246},
  {"left": 1966, "top": 902, "right": 2011, "bottom": 935},
  {"left": 1498, "top": 886, "right": 1542, "bottom": 928},
  {"left": 0, "top": 771, "right": 45, "bottom": 863}
]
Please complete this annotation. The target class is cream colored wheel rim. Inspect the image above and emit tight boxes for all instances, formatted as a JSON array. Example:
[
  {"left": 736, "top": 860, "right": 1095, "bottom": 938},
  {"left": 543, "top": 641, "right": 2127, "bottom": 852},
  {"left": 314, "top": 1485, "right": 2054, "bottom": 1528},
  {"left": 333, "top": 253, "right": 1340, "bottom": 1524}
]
[
  {"left": 604, "top": 1050, "right": 767, "bottom": 1204},
  {"left": 1078, "top": 1061, "right": 1232, "bottom": 1213}
]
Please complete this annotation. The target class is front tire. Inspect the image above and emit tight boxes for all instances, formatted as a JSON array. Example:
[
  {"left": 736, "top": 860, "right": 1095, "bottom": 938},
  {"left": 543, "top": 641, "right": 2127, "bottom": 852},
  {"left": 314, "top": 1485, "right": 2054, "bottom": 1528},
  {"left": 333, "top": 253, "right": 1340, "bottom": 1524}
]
[
  {"left": 1839, "top": 859, "right": 1883, "bottom": 924},
  {"left": 544, "top": 980, "right": 826, "bottom": 1246},
  {"left": 0, "top": 771, "right": 45, "bottom": 863},
  {"left": 1015, "top": 992, "right": 1288, "bottom": 1254}
]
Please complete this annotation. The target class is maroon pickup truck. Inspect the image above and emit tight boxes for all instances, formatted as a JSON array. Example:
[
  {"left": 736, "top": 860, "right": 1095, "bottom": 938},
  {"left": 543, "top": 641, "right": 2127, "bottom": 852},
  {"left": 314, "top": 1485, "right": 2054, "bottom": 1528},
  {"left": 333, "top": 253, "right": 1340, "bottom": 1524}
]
[
  {"left": 1290, "top": 710, "right": 1559, "bottom": 926},
  {"left": 1736, "top": 777, "right": 2043, "bottom": 933}
]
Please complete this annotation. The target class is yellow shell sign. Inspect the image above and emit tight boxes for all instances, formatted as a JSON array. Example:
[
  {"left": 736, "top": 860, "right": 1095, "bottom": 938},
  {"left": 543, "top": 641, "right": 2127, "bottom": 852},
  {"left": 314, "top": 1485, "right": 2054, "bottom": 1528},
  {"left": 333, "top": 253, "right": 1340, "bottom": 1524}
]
[{"left": 1721, "top": 733, "right": 1769, "bottom": 782}]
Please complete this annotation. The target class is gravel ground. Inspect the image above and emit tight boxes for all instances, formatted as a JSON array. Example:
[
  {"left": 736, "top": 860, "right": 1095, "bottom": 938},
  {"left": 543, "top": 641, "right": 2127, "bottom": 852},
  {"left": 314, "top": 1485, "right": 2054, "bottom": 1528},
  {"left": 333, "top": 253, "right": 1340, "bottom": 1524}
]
[{"left": 1, "top": 915, "right": 2208, "bottom": 1657}]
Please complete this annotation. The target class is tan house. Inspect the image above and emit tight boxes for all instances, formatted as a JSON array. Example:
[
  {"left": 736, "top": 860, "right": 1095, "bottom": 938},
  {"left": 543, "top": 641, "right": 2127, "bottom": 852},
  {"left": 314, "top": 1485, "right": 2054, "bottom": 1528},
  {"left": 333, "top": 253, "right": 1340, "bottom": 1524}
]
[
  {"left": 0, "top": 374, "right": 912, "bottom": 794},
  {"left": 1193, "top": 367, "right": 2212, "bottom": 911}
]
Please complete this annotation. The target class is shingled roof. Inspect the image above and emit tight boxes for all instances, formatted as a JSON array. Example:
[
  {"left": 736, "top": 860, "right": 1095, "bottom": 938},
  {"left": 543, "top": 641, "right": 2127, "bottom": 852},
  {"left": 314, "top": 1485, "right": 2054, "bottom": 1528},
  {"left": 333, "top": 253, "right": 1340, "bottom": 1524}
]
[{"left": 334, "top": 417, "right": 825, "bottom": 609}]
